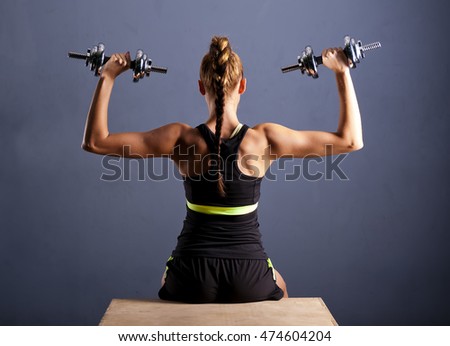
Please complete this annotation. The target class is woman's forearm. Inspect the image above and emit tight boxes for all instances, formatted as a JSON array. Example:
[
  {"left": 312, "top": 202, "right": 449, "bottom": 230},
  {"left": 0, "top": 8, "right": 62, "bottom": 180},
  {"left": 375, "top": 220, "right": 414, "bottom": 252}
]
[
  {"left": 82, "top": 75, "right": 115, "bottom": 150},
  {"left": 335, "top": 70, "right": 363, "bottom": 149}
]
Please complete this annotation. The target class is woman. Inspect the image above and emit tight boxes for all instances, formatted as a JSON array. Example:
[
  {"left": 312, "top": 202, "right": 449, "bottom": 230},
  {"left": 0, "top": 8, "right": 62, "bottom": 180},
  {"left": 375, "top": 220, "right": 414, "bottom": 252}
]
[{"left": 82, "top": 36, "right": 363, "bottom": 303}]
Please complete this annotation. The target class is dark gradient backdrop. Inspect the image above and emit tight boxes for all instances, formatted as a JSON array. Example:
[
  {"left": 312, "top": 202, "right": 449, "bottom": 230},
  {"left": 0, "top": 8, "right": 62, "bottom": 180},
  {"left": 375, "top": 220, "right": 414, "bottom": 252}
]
[{"left": 1, "top": 0, "right": 449, "bottom": 326}]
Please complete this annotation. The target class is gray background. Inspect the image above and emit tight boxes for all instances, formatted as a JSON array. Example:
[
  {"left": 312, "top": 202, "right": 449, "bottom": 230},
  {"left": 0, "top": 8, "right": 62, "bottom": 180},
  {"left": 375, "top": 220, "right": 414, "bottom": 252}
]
[{"left": 1, "top": 0, "right": 449, "bottom": 326}]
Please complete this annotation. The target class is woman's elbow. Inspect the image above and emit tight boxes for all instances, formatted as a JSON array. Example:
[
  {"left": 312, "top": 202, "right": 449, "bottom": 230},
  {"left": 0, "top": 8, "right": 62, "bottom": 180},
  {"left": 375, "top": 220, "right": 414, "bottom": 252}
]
[
  {"left": 348, "top": 141, "right": 364, "bottom": 152},
  {"left": 81, "top": 140, "right": 98, "bottom": 153}
]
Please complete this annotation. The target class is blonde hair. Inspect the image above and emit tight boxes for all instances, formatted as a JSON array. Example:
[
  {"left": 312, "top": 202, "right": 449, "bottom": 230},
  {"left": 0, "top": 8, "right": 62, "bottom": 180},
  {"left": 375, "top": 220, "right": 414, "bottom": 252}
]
[{"left": 200, "top": 36, "right": 243, "bottom": 197}]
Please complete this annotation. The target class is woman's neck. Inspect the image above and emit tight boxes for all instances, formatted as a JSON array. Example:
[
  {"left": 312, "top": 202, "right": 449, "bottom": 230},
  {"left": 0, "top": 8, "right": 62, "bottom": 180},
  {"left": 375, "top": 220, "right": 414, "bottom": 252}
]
[
  {"left": 204, "top": 95, "right": 241, "bottom": 137},
  {"left": 205, "top": 113, "right": 241, "bottom": 138}
]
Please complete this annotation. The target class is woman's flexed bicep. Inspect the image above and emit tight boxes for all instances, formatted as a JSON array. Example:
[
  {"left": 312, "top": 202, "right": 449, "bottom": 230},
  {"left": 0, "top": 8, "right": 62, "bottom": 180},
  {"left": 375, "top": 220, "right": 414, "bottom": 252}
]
[
  {"left": 256, "top": 123, "right": 362, "bottom": 159},
  {"left": 82, "top": 122, "right": 189, "bottom": 158}
]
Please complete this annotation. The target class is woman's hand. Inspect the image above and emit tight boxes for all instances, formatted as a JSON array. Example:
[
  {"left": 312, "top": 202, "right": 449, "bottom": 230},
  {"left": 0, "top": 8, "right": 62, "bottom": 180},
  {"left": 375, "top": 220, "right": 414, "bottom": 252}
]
[
  {"left": 100, "top": 52, "right": 131, "bottom": 80},
  {"left": 321, "top": 47, "right": 350, "bottom": 75}
]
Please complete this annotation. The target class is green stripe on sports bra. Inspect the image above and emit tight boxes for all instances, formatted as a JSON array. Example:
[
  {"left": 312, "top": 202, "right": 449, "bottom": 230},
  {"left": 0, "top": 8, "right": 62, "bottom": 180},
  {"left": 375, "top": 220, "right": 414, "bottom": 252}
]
[
  {"left": 186, "top": 199, "right": 258, "bottom": 216},
  {"left": 229, "top": 123, "right": 243, "bottom": 138}
]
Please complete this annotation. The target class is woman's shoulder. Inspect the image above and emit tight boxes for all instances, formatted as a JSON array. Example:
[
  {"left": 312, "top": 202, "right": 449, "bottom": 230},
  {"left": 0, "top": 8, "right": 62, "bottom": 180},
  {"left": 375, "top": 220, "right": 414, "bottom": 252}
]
[
  {"left": 251, "top": 122, "right": 285, "bottom": 133},
  {"left": 248, "top": 122, "right": 285, "bottom": 142},
  {"left": 175, "top": 122, "right": 208, "bottom": 147},
  {"left": 240, "top": 122, "right": 280, "bottom": 152},
  {"left": 250, "top": 122, "right": 296, "bottom": 142},
  {"left": 164, "top": 122, "right": 199, "bottom": 138}
]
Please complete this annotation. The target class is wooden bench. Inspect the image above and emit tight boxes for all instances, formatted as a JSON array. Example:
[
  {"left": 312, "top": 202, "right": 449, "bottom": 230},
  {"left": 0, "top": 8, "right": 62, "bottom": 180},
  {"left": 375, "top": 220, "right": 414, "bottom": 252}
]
[{"left": 99, "top": 298, "right": 338, "bottom": 326}]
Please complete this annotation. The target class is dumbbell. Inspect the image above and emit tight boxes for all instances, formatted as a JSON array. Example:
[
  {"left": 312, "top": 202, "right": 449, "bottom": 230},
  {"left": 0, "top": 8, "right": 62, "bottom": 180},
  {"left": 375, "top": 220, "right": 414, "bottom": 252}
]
[
  {"left": 68, "top": 43, "right": 168, "bottom": 82},
  {"left": 281, "top": 35, "right": 381, "bottom": 79}
]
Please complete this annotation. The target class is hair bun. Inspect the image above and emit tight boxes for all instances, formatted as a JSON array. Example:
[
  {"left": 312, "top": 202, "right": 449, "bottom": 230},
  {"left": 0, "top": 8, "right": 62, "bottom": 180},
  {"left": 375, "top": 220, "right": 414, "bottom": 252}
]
[{"left": 210, "top": 36, "right": 231, "bottom": 66}]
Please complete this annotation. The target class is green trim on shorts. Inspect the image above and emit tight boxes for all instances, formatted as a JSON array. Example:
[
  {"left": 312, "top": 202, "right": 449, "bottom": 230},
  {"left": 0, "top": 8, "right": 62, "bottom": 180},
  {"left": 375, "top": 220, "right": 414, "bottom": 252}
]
[
  {"left": 163, "top": 256, "right": 174, "bottom": 280},
  {"left": 267, "top": 258, "right": 277, "bottom": 281},
  {"left": 164, "top": 256, "right": 277, "bottom": 282}
]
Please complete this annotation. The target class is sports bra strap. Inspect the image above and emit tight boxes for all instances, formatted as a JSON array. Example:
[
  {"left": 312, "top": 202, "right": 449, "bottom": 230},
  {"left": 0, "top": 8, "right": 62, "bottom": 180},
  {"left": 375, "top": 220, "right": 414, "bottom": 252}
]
[{"left": 229, "top": 123, "right": 243, "bottom": 139}]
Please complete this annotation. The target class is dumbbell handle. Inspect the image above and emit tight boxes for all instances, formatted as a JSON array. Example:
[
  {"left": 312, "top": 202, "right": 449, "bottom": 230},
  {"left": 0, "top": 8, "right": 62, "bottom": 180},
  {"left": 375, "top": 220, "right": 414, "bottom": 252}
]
[
  {"left": 281, "top": 56, "right": 323, "bottom": 73},
  {"left": 68, "top": 52, "right": 90, "bottom": 60},
  {"left": 67, "top": 51, "right": 168, "bottom": 74}
]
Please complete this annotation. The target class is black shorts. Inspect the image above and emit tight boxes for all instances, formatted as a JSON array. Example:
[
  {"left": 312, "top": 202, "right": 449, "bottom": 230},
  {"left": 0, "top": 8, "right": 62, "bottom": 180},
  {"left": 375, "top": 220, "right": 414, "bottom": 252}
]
[{"left": 158, "top": 256, "right": 284, "bottom": 303}]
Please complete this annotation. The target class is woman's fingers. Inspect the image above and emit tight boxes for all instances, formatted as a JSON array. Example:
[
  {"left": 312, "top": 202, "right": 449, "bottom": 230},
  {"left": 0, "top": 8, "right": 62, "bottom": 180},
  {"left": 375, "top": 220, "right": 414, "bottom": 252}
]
[
  {"left": 100, "top": 52, "right": 131, "bottom": 79},
  {"left": 321, "top": 47, "right": 349, "bottom": 74},
  {"left": 322, "top": 47, "right": 339, "bottom": 59},
  {"left": 111, "top": 53, "right": 130, "bottom": 67}
]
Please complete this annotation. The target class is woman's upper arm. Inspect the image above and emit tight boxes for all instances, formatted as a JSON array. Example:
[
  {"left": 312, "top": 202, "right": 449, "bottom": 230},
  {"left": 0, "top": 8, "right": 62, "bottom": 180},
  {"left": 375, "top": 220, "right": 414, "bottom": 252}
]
[
  {"left": 254, "top": 122, "right": 362, "bottom": 159},
  {"left": 82, "top": 122, "right": 190, "bottom": 158}
]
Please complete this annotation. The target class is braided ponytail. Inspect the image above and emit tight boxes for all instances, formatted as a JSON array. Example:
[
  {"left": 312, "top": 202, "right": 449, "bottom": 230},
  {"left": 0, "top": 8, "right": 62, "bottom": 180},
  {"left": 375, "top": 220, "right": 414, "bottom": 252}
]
[{"left": 200, "top": 36, "right": 243, "bottom": 197}]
